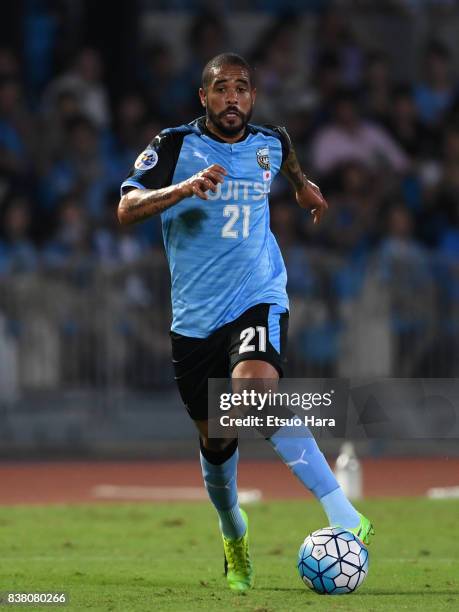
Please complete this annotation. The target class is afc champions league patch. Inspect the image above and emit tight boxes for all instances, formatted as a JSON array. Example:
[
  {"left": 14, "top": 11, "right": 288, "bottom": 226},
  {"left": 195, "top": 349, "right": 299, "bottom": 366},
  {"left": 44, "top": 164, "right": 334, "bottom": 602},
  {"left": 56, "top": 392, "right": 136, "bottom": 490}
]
[
  {"left": 134, "top": 147, "right": 158, "bottom": 171},
  {"left": 256, "top": 146, "right": 270, "bottom": 171}
]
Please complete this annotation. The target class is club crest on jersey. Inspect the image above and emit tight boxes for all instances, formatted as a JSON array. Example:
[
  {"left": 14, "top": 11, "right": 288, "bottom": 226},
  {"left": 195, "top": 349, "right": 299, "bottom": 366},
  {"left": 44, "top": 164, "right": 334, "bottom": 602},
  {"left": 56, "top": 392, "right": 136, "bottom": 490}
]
[
  {"left": 256, "top": 147, "right": 270, "bottom": 170},
  {"left": 134, "top": 147, "right": 158, "bottom": 171}
]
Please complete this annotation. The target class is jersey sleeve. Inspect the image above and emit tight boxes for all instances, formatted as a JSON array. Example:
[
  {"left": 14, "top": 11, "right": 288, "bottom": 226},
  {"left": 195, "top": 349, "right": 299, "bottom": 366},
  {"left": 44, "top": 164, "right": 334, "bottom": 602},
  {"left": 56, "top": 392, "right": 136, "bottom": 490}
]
[
  {"left": 262, "top": 124, "right": 292, "bottom": 166},
  {"left": 120, "top": 130, "right": 184, "bottom": 195}
]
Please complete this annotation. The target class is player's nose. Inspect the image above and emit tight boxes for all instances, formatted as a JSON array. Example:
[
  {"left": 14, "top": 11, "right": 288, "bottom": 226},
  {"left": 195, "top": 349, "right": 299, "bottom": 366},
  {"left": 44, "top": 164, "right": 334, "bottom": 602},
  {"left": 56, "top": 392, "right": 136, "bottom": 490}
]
[{"left": 225, "top": 90, "right": 238, "bottom": 105}]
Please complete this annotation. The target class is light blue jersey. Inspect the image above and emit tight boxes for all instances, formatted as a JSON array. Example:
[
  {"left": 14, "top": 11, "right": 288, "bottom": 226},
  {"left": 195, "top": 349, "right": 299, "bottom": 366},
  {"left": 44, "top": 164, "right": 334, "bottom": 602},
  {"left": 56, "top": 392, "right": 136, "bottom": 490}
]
[{"left": 121, "top": 117, "right": 290, "bottom": 338}]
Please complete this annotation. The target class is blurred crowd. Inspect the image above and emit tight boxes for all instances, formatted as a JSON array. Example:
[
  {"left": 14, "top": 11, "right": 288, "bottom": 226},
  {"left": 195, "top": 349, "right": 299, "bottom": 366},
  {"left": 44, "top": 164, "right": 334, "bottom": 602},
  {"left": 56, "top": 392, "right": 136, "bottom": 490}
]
[{"left": 1, "top": 3, "right": 458, "bottom": 380}]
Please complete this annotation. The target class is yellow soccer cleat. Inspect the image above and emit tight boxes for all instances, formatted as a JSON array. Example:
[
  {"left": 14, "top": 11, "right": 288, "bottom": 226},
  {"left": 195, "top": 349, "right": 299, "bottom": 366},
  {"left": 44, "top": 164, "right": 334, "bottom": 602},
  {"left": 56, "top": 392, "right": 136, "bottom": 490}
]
[
  {"left": 346, "top": 512, "right": 375, "bottom": 546},
  {"left": 222, "top": 509, "right": 254, "bottom": 592}
]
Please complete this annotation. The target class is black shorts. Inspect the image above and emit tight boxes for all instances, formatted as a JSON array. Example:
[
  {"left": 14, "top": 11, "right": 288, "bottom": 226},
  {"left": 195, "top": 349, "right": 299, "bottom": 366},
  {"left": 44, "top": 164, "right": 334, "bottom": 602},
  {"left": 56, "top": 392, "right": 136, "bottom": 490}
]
[{"left": 170, "top": 303, "right": 289, "bottom": 421}]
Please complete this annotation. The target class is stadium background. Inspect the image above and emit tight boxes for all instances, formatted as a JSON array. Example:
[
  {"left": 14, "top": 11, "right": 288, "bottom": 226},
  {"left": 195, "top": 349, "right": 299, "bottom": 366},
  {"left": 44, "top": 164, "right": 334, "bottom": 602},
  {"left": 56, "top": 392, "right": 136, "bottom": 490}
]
[{"left": 0, "top": 0, "right": 458, "bottom": 503}]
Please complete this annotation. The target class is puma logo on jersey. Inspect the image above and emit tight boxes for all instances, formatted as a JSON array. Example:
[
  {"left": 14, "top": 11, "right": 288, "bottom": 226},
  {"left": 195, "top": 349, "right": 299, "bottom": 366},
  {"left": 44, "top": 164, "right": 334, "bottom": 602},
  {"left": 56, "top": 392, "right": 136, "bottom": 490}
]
[{"left": 193, "top": 150, "right": 210, "bottom": 165}]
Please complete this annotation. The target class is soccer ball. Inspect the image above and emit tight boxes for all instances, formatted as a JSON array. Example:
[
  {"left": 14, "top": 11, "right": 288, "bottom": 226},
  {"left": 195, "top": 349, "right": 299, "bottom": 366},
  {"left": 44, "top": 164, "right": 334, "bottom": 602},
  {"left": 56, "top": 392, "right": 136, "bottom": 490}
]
[{"left": 297, "top": 527, "right": 369, "bottom": 595}]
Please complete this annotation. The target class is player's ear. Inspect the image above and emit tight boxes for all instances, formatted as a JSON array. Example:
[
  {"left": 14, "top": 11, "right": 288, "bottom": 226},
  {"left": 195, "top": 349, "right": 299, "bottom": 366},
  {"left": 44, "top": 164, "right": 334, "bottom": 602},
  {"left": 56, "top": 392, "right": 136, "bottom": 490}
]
[
  {"left": 251, "top": 87, "right": 257, "bottom": 104},
  {"left": 199, "top": 87, "right": 207, "bottom": 108}
]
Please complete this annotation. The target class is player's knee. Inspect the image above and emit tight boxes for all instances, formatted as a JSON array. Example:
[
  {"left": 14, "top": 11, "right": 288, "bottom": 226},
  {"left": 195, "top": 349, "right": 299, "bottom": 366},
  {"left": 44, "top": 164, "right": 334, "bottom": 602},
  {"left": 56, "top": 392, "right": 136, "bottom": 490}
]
[
  {"left": 200, "top": 435, "right": 237, "bottom": 455},
  {"left": 232, "top": 361, "right": 279, "bottom": 406},
  {"left": 232, "top": 359, "right": 279, "bottom": 380}
]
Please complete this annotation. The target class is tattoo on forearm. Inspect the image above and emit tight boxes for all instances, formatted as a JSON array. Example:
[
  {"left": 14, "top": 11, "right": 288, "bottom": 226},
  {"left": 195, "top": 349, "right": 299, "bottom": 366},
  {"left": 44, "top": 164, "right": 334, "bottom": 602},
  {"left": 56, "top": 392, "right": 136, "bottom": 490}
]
[
  {"left": 125, "top": 192, "right": 171, "bottom": 213},
  {"left": 121, "top": 188, "right": 177, "bottom": 223},
  {"left": 282, "top": 147, "right": 307, "bottom": 191}
]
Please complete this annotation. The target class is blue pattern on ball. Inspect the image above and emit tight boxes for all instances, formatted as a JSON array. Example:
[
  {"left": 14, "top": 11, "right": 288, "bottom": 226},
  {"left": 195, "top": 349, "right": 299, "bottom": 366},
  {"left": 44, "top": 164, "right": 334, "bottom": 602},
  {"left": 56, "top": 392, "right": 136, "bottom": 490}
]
[{"left": 297, "top": 527, "right": 369, "bottom": 595}]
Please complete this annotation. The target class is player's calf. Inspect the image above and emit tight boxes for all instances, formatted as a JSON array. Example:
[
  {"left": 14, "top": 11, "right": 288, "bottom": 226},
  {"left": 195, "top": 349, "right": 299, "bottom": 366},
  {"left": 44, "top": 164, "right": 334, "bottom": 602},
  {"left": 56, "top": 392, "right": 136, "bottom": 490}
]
[{"left": 199, "top": 438, "right": 246, "bottom": 541}]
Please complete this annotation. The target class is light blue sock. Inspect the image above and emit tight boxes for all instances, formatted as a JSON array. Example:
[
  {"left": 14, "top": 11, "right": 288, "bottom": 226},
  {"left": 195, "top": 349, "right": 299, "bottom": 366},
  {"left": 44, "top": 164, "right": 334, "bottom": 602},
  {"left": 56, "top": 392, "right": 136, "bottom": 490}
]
[
  {"left": 268, "top": 424, "right": 360, "bottom": 528},
  {"left": 320, "top": 488, "right": 360, "bottom": 528},
  {"left": 200, "top": 448, "right": 247, "bottom": 540}
]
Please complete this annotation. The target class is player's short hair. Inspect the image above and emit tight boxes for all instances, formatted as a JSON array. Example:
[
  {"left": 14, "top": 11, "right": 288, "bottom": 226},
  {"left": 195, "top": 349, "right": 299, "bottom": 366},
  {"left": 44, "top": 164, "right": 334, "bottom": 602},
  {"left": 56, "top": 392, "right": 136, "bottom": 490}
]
[{"left": 202, "top": 53, "right": 254, "bottom": 89}]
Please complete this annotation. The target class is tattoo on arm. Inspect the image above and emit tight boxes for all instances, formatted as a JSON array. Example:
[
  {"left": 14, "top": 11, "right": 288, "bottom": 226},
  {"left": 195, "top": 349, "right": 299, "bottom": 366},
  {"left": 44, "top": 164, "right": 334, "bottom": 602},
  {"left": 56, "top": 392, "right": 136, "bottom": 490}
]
[
  {"left": 124, "top": 191, "right": 172, "bottom": 214},
  {"left": 281, "top": 146, "right": 307, "bottom": 192},
  {"left": 120, "top": 187, "right": 179, "bottom": 224}
]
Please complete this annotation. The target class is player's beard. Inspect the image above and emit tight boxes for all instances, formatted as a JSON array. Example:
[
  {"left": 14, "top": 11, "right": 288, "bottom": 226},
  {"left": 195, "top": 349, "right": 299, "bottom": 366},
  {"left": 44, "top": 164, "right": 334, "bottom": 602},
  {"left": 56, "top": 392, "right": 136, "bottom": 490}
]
[{"left": 207, "top": 104, "right": 253, "bottom": 136}]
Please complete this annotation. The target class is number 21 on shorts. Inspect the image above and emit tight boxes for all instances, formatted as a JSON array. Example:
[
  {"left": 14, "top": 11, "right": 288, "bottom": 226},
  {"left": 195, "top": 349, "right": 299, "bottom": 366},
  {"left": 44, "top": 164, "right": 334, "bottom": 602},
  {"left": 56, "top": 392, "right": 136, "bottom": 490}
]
[{"left": 239, "top": 326, "right": 266, "bottom": 354}]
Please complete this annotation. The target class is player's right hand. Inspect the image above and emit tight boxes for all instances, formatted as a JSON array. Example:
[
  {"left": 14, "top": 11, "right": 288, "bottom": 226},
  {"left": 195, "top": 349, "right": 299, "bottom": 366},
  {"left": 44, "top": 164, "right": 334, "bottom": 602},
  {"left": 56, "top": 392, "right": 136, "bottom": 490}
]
[{"left": 178, "top": 164, "right": 227, "bottom": 200}]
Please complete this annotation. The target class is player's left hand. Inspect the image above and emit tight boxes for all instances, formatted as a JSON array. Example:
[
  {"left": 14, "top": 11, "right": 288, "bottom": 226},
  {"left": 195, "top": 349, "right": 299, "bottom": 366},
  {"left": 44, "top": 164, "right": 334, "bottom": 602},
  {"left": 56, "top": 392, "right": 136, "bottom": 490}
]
[{"left": 296, "top": 179, "right": 328, "bottom": 225}]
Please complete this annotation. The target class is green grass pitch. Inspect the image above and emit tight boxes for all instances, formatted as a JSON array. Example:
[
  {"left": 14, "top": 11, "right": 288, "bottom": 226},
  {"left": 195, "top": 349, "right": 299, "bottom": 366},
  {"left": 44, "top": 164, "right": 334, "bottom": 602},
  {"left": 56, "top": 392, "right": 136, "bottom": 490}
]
[{"left": 0, "top": 499, "right": 458, "bottom": 611}]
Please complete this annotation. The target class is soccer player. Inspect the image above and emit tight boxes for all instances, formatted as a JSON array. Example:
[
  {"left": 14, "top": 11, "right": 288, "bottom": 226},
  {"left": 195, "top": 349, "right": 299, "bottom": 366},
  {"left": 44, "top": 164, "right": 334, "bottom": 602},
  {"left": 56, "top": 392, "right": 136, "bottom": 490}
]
[{"left": 118, "top": 53, "right": 374, "bottom": 592}]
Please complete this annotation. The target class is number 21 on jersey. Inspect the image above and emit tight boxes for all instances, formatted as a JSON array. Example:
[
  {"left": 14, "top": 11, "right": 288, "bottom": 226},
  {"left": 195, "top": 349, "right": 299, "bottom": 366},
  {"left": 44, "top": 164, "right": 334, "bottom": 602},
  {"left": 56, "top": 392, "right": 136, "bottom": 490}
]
[{"left": 222, "top": 205, "right": 250, "bottom": 239}]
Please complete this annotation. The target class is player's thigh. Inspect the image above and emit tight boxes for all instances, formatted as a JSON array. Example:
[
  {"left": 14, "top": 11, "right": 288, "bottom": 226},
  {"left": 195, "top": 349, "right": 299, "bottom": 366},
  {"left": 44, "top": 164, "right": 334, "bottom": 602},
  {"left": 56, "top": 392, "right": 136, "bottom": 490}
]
[
  {"left": 228, "top": 303, "right": 289, "bottom": 378},
  {"left": 170, "top": 330, "right": 229, "bottom": 421}
]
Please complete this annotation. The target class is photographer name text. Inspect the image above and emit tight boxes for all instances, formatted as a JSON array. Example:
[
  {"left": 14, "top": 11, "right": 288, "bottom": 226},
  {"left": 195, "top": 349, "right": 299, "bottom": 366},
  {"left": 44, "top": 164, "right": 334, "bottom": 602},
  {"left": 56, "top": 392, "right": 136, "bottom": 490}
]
[{"left": 219, "top": 415, "right": 336, "bottom": 428}]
